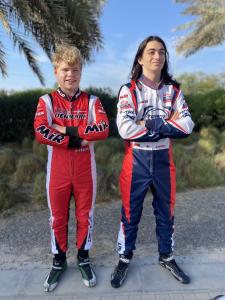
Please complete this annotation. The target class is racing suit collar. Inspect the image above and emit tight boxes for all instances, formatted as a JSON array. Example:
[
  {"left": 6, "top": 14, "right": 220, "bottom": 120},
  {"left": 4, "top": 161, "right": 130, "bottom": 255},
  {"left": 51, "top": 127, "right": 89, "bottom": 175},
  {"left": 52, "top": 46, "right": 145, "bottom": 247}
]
[
  {"left": 57, "top": 87, "right": 81, "bottom": 101},
  {"left": 138, "top": 74, "right": 164, "bottom": 90}
]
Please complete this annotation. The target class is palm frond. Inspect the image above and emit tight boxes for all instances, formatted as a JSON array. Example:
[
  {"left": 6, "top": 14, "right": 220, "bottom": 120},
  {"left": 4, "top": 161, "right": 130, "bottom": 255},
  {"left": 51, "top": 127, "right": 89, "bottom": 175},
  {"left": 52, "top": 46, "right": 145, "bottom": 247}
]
[
  {"left": 0, "top": 42, "right": 7, "bottom": 77},
  {"left": 10, "top": 30, "right": 45, "bottom": 85},
  {"left": 0, "top": 0, "right": 104, "bottom": 83},
  {"left": 175, "top": 0, "right": 225, "bottom": 56}
]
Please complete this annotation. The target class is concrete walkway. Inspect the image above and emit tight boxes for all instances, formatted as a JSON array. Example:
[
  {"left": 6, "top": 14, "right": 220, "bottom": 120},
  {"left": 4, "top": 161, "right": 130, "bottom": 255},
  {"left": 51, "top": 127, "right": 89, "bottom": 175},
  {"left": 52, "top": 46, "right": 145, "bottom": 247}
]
[{"left": 1, "top": 255, "right": 225, "bottom": 300}]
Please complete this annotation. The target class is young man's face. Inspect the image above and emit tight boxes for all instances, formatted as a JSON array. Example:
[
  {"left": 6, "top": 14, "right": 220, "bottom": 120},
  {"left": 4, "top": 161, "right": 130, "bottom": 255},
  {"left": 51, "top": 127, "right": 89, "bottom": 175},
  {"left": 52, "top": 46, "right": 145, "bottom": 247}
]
[
  {"left": 54, "top": 61, "right": 82, "bottom": 96},
  {"left": 138, "top": 40, "right": 166, "bottom": 78}
]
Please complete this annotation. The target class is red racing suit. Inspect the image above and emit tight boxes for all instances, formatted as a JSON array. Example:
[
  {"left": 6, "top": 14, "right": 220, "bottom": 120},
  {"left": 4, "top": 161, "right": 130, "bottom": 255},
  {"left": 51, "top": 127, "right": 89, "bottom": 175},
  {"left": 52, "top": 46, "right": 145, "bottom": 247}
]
[{"left": 34, "top": 88, "right": 109, "bottom": 254}]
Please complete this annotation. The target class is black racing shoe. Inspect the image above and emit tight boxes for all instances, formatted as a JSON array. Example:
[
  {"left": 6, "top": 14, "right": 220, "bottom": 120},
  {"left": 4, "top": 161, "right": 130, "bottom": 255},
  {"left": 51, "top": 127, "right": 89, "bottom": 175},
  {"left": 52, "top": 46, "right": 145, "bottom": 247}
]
[
  {"left": 159, "top": 254, "right": 190, "bottom": 284},
  {"left": 211, "top": 296, "right": 225, "bottom": 300},
  {"left": 111, "top": 255, "right": 130, "bottom": 288},
  {"left": 77, "top": 257, "right": 96, "bottom": 287},
  {"left": 43, "top": 258, "right": 67, "bottom": 292}
]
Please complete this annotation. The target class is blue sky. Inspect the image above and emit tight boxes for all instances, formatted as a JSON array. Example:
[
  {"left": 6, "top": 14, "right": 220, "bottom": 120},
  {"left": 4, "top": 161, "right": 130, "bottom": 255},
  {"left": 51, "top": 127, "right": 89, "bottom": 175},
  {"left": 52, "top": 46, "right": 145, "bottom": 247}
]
[{"left": 1, "top": 0, "right": 225, "bottom": 93}]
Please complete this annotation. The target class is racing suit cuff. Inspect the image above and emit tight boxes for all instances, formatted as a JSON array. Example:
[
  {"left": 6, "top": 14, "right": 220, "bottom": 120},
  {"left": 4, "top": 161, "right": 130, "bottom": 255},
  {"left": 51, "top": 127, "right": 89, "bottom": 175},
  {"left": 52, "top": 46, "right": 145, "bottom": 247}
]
[
  {"left": 68, "top": 136, "right": 82, "bottom": 148},
  {"left": 66, "top": 126, "right": 79, "bottom": 137},
  {"left": 145, "top": 117, "right": 164, "bottom": 132}
]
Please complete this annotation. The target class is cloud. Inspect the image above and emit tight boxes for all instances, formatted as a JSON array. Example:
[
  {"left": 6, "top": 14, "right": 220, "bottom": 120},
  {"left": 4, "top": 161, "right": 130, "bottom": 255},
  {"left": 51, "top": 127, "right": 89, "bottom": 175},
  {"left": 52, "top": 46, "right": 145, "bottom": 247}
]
[{"left": 82, "top": 40, "right": 139, "bottom": 93}]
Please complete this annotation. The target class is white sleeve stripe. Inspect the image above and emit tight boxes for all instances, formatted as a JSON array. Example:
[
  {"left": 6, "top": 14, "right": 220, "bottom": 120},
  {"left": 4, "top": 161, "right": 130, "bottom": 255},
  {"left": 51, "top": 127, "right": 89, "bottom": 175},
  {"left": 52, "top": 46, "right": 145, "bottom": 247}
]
[
  {"left": 41, "top": 94, "right": 54, "bottom": 124},
  {"left": 88, "top": 95, "right": 97, "bottom": 123}
]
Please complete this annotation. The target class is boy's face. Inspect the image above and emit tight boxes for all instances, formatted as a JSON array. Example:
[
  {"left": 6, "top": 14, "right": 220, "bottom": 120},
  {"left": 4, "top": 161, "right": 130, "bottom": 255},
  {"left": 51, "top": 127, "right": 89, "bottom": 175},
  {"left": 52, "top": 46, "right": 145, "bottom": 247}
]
[
  {"left": 54, "top": 61, "right": 82, "bottom": 96},
  {"left": 138, "top": 41, "right": 166, "bottom": 77}
]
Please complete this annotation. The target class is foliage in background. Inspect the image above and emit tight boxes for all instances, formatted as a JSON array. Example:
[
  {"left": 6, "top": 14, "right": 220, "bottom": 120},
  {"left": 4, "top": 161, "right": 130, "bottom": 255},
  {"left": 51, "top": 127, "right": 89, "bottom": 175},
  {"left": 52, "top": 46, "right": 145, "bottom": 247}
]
[
  {"left": 0, "top": 89, "right": 49, "bottom": 142},
  {"left": 0, "top": 127, "right": 224, "bottom": 213},
  {"left": 1, "top": 85, "right": 225, "bottom": 143},
  {"left": 12, "top": 154, "right": 43, "bottom": 185},
  {"left": 177, "top": 72, "right": 225, "bottom": 95},
  {"left": 0, "top": 0, "right": 105, "bottom": 84},
  {"left": 186, "top": 89, "right": 225, "bottom": 130},
  {"left": 0, "top": 182, "right": 16, "bottom": 212},
  {"left": 95, "top": 138, "right": 124, "bottom": 202},
  {"left": 0, "top": 148, "right": 17, "bottom": 175},
  {"left": 33, "top": 172, "right": 47, "bottom": 205}
]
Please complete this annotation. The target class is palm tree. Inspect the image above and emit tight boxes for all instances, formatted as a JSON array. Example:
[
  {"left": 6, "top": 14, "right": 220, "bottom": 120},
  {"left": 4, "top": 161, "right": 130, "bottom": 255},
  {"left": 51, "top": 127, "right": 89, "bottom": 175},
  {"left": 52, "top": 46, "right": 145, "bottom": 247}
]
[
  {"left": 175, "top": 0, "right": 225, "bottom": 56},
  {"left": 0, "top": 0, "right": 105, "bottom": 85}
]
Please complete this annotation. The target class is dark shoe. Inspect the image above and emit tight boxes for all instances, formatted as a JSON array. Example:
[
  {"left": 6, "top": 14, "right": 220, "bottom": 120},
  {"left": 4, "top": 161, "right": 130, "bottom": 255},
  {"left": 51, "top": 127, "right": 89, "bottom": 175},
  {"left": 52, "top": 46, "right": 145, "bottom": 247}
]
[
  {"left": 111, "top": 255, "right": 130, "bottom": 288},
  {"left": 211, "top": 296, "right": 225, "bottom": 300},
  {"left": 159, "top": 254, "right": 190, "bottom": 284},
  {"left": 43, "top": 258, "right": 67, "bottom": 292},
  {"left": 77, "top": 257, "right": 96, "bottom": 287}
]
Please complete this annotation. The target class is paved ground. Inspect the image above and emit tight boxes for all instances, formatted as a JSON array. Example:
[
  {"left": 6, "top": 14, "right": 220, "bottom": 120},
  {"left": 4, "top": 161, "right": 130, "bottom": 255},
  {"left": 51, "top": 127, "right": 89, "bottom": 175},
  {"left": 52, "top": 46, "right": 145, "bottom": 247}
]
[
  {"left": 0, "top": 256, "right": 225, "bottom": 299},
  {"left": 0, "top": 186, "right": 225, "bottom": 299}
]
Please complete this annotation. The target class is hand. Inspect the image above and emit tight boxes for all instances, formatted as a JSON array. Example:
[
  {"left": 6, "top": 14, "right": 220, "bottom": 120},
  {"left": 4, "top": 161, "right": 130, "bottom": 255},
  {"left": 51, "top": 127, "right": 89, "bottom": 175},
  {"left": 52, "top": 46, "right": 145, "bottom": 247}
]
[
  {"left": 170, "top": 111, "right": 181, "bottom": 121},
  {"left": 52, "top": 123, "right": 66, "bottom": 134},
  {"left": 136, "top": 120, "right": 145, "bottom": 126},
  {"left": 81, "top": 140, "right": 89, "bottom": 146}
]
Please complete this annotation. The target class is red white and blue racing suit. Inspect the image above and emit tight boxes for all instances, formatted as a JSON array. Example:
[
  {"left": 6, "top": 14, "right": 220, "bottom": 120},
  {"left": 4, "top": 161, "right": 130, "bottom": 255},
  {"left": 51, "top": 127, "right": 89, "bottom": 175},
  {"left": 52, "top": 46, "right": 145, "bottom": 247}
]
[
  {"left": 116, "top": 76, "right": 194, "bottom": 256},
  {"left": 34, "top": 88, "right": 109, "bottom": 255}
]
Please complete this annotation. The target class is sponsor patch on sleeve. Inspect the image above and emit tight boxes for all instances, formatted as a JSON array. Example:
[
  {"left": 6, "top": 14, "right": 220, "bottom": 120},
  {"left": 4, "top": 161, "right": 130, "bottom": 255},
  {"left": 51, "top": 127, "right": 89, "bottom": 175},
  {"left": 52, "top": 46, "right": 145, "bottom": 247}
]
[{"left": 35, "top": 110, "right": 44, "bottom": 117}]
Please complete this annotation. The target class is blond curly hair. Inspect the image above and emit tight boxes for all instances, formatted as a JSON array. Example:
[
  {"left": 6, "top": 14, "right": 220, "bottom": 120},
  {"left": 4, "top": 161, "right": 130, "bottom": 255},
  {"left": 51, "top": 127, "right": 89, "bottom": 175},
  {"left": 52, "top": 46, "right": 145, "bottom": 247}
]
[{"left": 52, "top": 45, "right": 83, "bottom": 68}]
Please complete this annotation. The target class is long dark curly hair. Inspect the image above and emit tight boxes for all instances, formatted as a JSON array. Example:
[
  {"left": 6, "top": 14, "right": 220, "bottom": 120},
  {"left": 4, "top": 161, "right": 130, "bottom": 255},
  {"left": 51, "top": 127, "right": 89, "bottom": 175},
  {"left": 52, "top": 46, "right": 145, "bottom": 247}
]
[{"left": 130, "top": 35, "right": 180, "bottom": 88}]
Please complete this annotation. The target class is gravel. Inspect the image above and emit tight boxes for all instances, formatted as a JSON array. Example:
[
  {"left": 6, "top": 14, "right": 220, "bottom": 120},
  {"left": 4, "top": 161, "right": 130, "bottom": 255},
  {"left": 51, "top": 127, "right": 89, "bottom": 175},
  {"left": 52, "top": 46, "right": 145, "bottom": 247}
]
[{"left": 0, "top": 186, "right": 225, "bottom": 269}]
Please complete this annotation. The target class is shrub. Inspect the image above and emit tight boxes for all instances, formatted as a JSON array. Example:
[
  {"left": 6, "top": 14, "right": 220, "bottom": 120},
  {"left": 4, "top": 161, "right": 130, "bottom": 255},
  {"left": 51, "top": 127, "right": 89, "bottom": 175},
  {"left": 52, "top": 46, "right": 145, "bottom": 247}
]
[
  {"left": 0, "top": 182, "right": 15, "bottom": 212},
  {"left": 172, "top": 144, "right": 191, "bottom": 191},
  {"left": 197, "top": 127, "right": 220, "bottom": 155},
  {"left": 95, "top": 138, "right": 124, "bottom": 165},
  {"left": 12, "top": 154, "right": 43, "bottom": 185},
  {"left": 186, "top": 89, "right": 225, "bottom": 131},
  {"left": 32, "top": 139, "right": 47, "bottom": 165},
  {"left": 95, "top": 144, "right": 113, "bottom": 165},
  {"left": 95, "top": 138, "right": 124, "bottom": 202},
  {"left": 33, "top": 172, "right": 47, "bottom": 206},
  {"left": 214, "top": 151, "right": 225, "bottom": 175},
  {"left": 22, "top": 137, "right": 33, "bottom": 149},
  {"left": 218, "top": 131, "right": 225, "bottom": 152},
  {"left": 0, "top": 148, "right": 17, "bottom": 175},
  {"left": 109, "top": 152, "right": 123, "bottom": 177},
  {"left": 186, "top": 154, "right": 224, "bottom": 188},
  {"left": 197, "top": 139, "right": 217, "bottom": 156},
  {"left": 96, "top": 167, "right": 112, "bottom": 203},
  {"left": 199, "top": 127, "right": 220, "bottom": 141},
  {"left": 107, "top": 152, "right": 124, "bottom": 197}
]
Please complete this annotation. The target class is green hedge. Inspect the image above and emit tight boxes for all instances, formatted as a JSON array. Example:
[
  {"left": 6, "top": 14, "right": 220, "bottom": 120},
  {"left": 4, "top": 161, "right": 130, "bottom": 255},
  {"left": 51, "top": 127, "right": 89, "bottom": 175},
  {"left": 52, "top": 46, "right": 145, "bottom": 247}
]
[
  {"left": 186, "top": 89, "right": 225, "bottom": 130},
  {"left": 0, "top": 87, "right": 224, "bottom": 143},
  {"left": 0, "top": 89, "right": 49, "bottom": 142}
]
